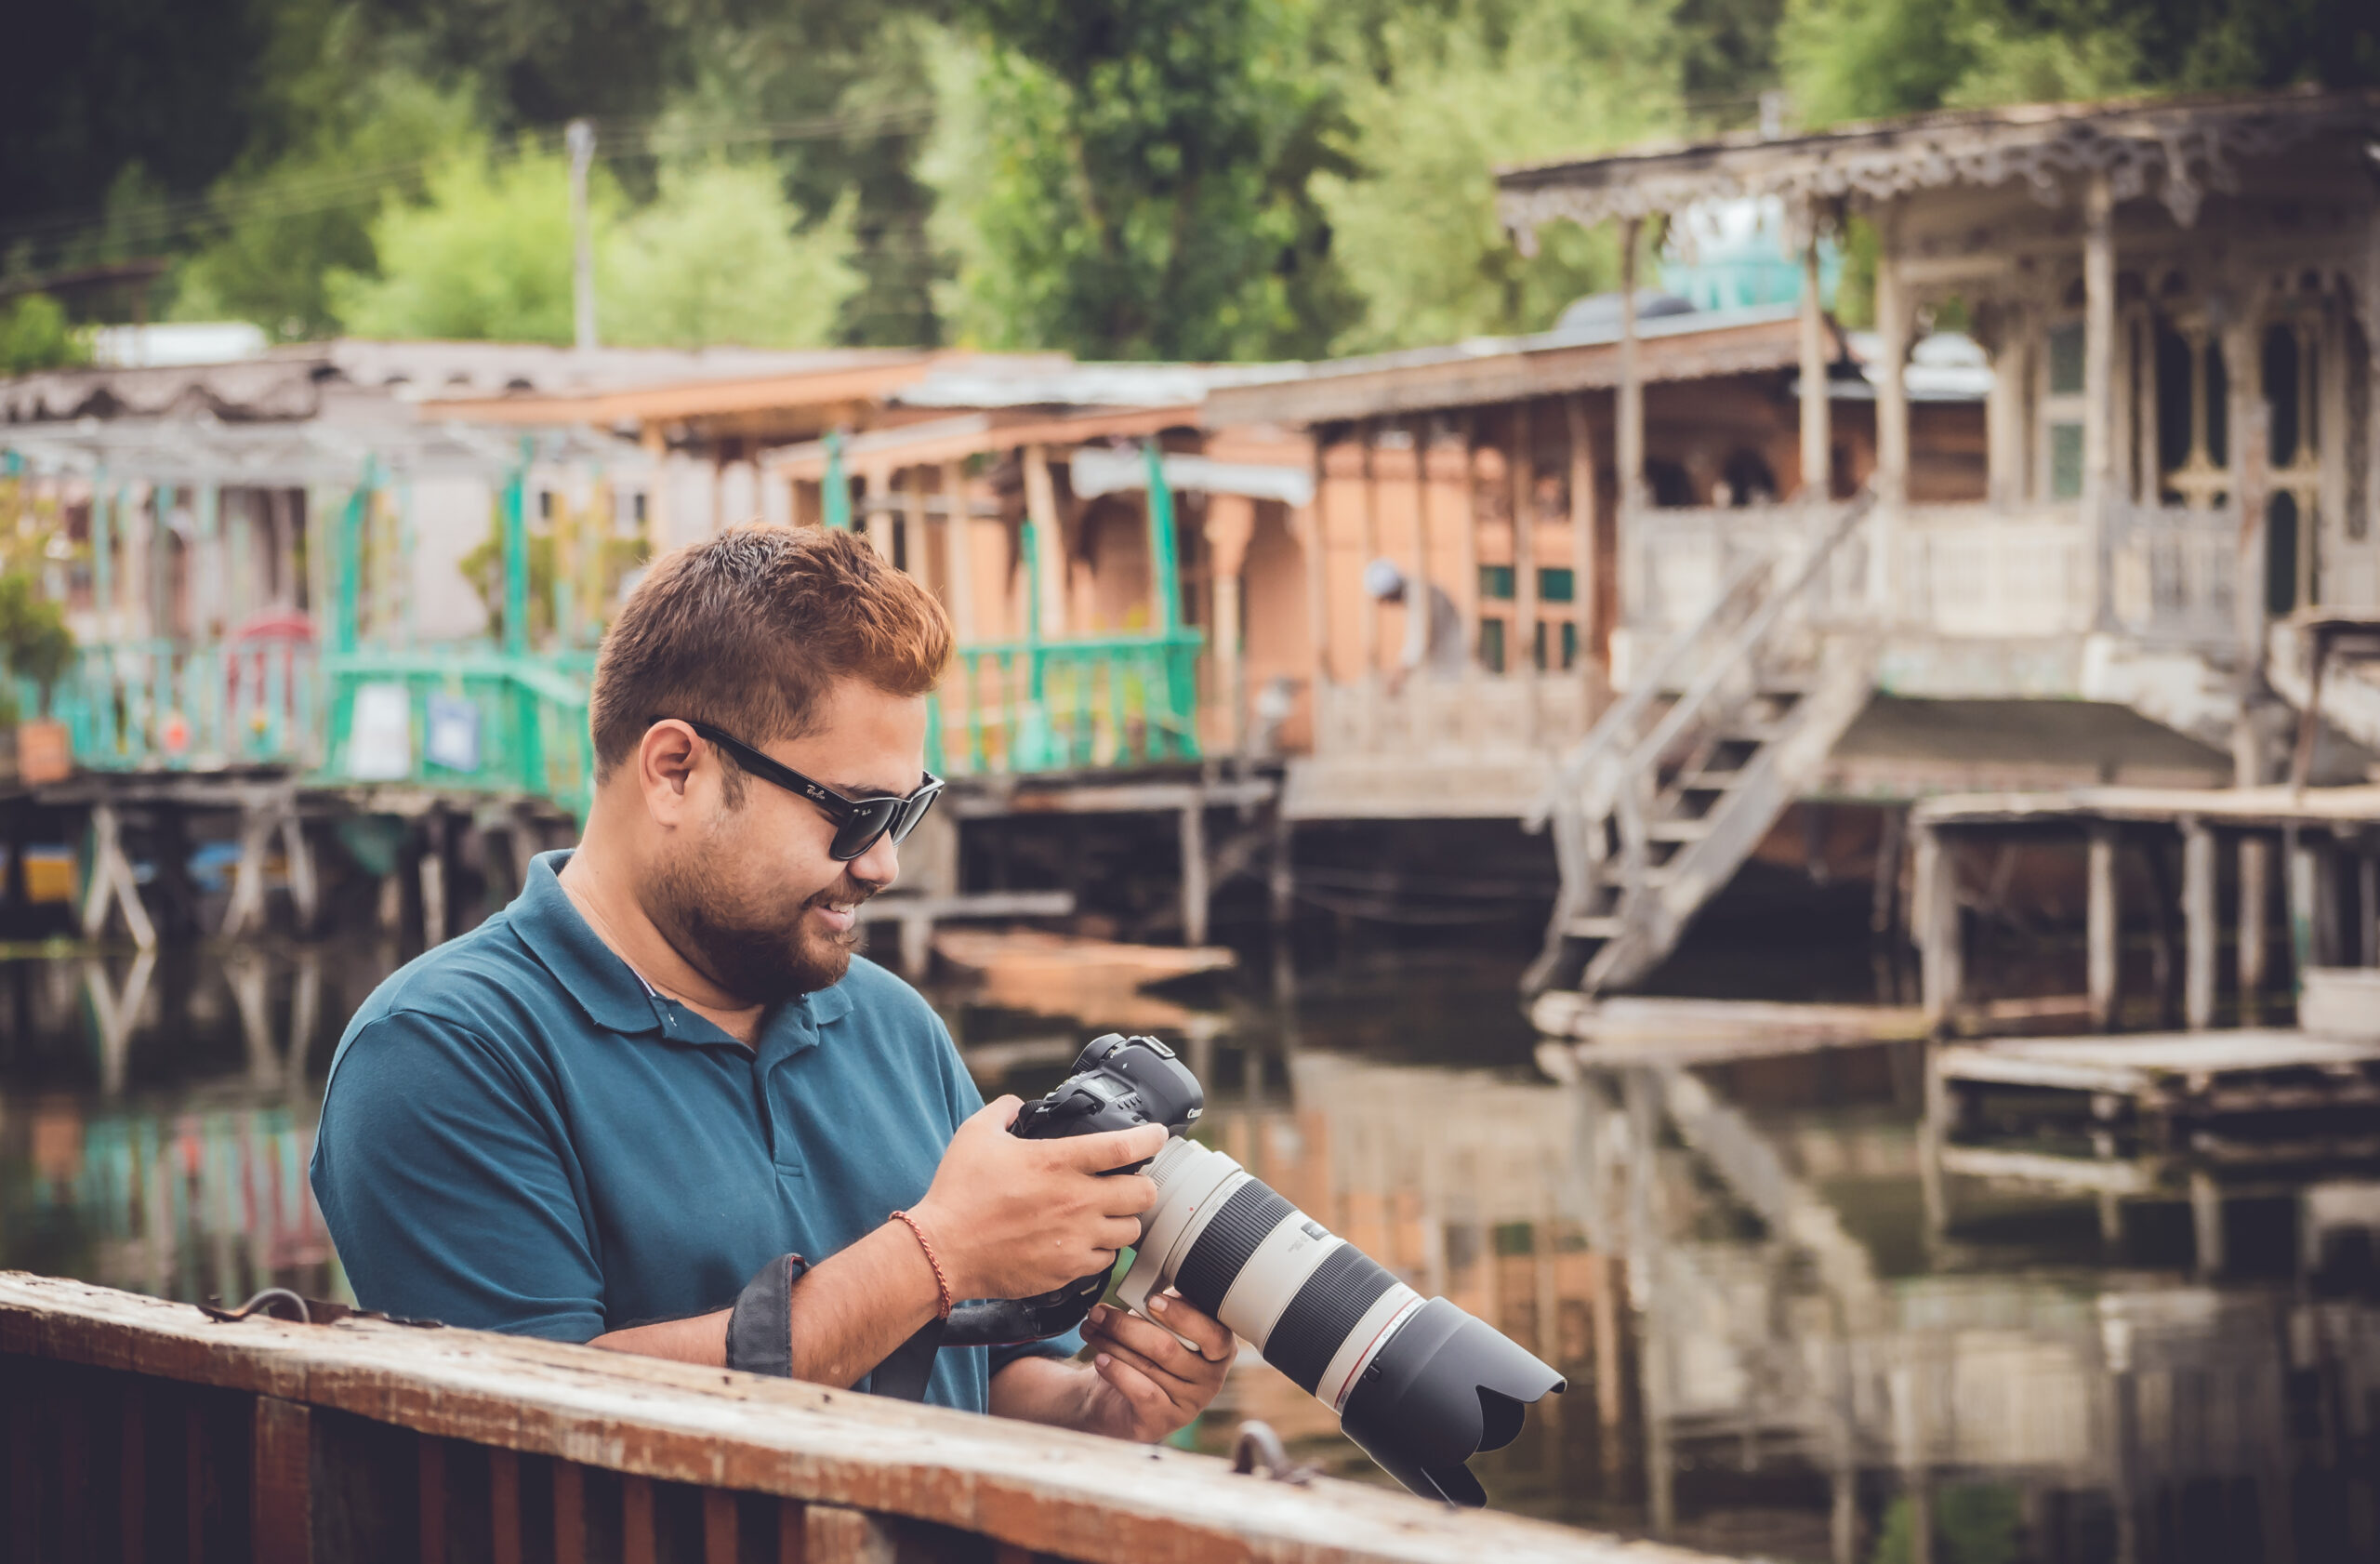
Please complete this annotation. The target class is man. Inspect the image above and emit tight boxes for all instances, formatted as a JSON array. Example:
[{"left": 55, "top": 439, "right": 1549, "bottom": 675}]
[
  {"left": 311, "top": 525, "right": 1230, "bottom": 1439},
  {"left": 1363, "top": 558, "right": 1467, "bottom": 694}
]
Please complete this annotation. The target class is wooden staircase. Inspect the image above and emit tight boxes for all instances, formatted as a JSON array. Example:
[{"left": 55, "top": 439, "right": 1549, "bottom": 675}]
[{"left": 1524, "top": 491, "right": 1879, "bottom": 999}]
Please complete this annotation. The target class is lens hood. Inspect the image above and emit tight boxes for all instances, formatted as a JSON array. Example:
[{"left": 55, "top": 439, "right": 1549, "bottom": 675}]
[{"left": 1337, "top": 1297, "right": 1567, "bottom": 1507}]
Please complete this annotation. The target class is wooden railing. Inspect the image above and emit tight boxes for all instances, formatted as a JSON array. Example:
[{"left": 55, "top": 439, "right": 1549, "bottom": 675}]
[
  {"left": 2104, "top": 501, "right": 2237, "bottom": 650},
  {"left": 934, "top": 630, "right": 1204, "bottom": 776},
  {"left": 0, "top": 1272, "right": 1697, "bottom": 1564},
  {"left": 1311, "top": 673, "right": 1597, "bottom": 762}
]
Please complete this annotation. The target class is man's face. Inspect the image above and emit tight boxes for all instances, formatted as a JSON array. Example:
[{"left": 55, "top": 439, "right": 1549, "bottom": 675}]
[{"left": 647, "top": 677, "right": 927, "bottom": 1006}]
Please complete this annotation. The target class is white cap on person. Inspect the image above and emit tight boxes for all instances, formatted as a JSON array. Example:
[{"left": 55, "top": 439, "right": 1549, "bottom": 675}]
[{"left": 1363, "top": 559, "right": 1406, "bottom": 600}]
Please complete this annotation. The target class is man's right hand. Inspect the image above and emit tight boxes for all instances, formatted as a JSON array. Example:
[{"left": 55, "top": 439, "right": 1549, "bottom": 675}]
[{"left": 909, "top": 1097, "right": 1165, "bottom": 1302}]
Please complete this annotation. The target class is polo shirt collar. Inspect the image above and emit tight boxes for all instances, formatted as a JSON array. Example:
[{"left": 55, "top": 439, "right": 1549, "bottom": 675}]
[{"left": 511, "top": 850, "right": 856, "bottom": 1039}]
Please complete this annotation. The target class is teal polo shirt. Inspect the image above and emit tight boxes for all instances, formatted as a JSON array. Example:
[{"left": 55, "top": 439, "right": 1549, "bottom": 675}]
[{"left": 310, "top": 851, "right": 1075, "bottom": 1412}]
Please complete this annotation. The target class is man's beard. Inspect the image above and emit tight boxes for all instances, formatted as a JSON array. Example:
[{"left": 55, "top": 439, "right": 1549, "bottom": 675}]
[{"left": 648, "top": 842, "right": 881, "bottom": 1008}]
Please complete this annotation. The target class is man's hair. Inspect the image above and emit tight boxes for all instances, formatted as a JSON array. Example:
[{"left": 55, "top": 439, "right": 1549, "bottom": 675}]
[{"left": 590, "top": 524, "right": 951, "bottom": 789}]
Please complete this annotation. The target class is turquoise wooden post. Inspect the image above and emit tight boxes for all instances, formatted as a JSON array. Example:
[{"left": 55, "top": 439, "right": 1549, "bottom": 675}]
[
  {"left": 333, "top": 483, "right": 366, "bottom": 655},
  {"left": 502, "top": 448, "right": 530, "bottom": 656},
  {"left": 1144, "top": 444, "right": 1182, "bottom": 636},
  {"left": 823, "top": 432, "right": 852, "bottom": 530},
  {"left": 398, "top": 475, "right": 417, "bottom": 646}
]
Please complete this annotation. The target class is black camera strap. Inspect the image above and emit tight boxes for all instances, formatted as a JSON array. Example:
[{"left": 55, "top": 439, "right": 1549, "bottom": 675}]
[{"left": 868, "top": 1319, "right": 945, "bottom": 1401}]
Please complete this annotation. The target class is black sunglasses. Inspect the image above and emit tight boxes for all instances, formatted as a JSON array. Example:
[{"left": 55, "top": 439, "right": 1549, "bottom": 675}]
[{"left": 653, "top": 717, "right": 945, "bottom": 861}]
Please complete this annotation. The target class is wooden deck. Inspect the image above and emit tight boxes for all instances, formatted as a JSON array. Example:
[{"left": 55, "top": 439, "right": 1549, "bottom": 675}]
[{"left": 0, "top": 1272, "right": 1718, "bottom": 1564}]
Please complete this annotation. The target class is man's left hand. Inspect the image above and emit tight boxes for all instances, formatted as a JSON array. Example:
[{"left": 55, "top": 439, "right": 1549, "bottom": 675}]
[{"left": 1075, "top": 1292, "right": 1233, "bottom": 1441}]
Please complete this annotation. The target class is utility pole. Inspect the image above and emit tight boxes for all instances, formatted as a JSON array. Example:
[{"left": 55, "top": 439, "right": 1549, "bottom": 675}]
[{"left": 566, "top": 118, "right": 598, "bottom": 351}]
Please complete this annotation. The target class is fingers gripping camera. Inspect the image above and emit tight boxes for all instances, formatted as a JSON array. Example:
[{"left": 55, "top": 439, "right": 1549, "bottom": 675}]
[{"left": 1018, "top": 1034, "right": 1565, "bottom": 1507}]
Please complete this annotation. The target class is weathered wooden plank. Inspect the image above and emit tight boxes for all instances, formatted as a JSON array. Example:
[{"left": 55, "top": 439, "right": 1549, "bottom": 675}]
[
  {"left": 806, "top": 1505, "right": 895, "bottom": 1564},
  {"left": 623, "top": 1473, "right": 657, "bottom": 1564},
  {"left": 0, "top": 1273, "right": 1708, "bottom": 1564},
  {"left": 254, "top": 1397, "right": 313, "bottom": 1564},
  {"left": 420, "top": 1434, "right": 447, "bottom": 1564},
  {"left": 2182, "top": 819, "right": 2216, "bottom": 1030},
  {"left": 553, "top": 1461, "right": 586, "bottom": 1564},
  {"left": 490, "top": 1447, "right": 523, "bottom": 1564},
  {"left": 703, "top": 1487, "right": 738, "bottom": 1564}
]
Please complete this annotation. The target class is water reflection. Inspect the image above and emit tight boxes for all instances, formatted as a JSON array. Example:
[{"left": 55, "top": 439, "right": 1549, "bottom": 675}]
[{"left": 5, "top": 935, "right": 2379, "bottom": 1561}]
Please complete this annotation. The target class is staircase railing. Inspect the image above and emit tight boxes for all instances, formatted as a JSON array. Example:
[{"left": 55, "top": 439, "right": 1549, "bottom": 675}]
[{"left": 1525, "top": 490, "right": 1877, "bottom": 996}]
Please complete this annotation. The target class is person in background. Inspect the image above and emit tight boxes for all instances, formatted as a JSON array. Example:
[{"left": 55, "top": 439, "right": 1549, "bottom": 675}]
[{"left": 1364, "top": 558, "right": 1467, "bottom": 694}]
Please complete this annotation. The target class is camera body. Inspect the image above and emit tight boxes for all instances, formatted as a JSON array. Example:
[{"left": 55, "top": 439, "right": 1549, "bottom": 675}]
[
  {"left": 1012, "top": 1031, "right": 1204, "bottom": 1144},
  {"left": 1000, "top": 1032, "right": 1563, "bottom": 1507}
]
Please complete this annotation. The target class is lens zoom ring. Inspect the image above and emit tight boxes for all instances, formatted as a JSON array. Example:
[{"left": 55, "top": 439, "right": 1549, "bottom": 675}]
[
  {"left": 1172, "top": 1183, "right": 1294, "bottom": 1317},
  {"left": 1263, "top": 1244, "right": 1398, "bottom": 1395}
]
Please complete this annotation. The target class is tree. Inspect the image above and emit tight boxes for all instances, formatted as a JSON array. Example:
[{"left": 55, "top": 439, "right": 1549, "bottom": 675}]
[
  {"left": 329, "top": 143, "right": 601, "bottom": 343},
  {"left": 929, "top": 0, "right": 1364, "bottom": 361},
  {"left": 603, "top": 161, "right": 861, "bottom": 350},
  {"left": 1307, "top": 0, "right": 1682, "bottom": 351},
  {"left": 0, "top": 295, "right": 88, "bottom": 376}
]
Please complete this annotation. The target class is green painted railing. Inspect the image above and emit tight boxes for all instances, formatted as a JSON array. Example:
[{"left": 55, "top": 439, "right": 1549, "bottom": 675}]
[
  {"left": 932, "top": 630, "right": 1204, "bottom": 775},
  {"left": 318, "top": 648, "right": 595, "bottom": 815},
  {"left": 35, "top": 639, "right": 320, "bottom": 771}
]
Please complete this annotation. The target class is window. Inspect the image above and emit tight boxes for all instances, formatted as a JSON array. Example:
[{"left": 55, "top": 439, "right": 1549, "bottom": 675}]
[
  {"left": 1529, "top": 620, "right": 1580, "bottom": 671},
  {"left": 2049, "top": 422, "right": 2084, "bottom": 501},
  {"left": 1479, "top": 564, "right": 1515, "bottom": 601},
  {"left": 2047, "top": 323, "right": 2085, "bottom": 395},
  {"left": 1478, "top": 618, "right": 1506, "bottom": 673},
  {"left": 1537, "top": 567, "right": 1575, "bottom": 604}
]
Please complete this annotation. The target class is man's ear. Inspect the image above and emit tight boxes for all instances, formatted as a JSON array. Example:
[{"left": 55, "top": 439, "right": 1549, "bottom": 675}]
[{"left": 639, "top": 721, "right": 702, "bottom": 825}]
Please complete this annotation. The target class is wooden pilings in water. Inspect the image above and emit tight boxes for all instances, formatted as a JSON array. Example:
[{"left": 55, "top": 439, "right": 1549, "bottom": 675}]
[{"left": 1912, "top": 786, "right": 2380, "bottom": 1036}]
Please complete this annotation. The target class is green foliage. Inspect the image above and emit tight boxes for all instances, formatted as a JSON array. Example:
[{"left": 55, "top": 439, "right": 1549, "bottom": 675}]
[
  {"left": 0, "top": 573, "right": 76, "bottom": 716},
  {"left": 329, "top": 142, "right": 611, "bottom": 343},
  {"left": 1870, "top": 1483, "right": 2021, "bottom": 1564},
  {"left": 928, "top": 0, "right": 1364, "bottom": 361},
  {"left": 602, "top": 161, "right": 862, "bottom": 350},
  {"left": 174, "top": 71, "right": 482, "bottom": 339},
  {"left": 1308, "top": 0, "right": 1679, "bottom": 350},
  {"left": 0, "top": 296, "right": 90, "bottom": 376},
  {"left": 1778, "top": 0, "right": 2376, "bottom": 128}
]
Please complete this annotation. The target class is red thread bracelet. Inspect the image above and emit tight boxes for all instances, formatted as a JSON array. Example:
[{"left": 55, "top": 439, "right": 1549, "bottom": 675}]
[{"left": 889, "top": 1210, "right": 953, "bottom": 1320}]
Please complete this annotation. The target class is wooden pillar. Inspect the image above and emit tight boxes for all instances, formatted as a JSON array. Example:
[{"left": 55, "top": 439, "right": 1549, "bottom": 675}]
[
  {"left": 2183, "top": 818, "right": 2216, "bottom": 1029},
  {"left": 2082, "top": 172, "right": 2118, "bottom": 624},
  {"left": 2289, "top": 833, "right": 2320, "bottom": 984},
  {"left": 1873, "top": 213, "right": 1911, "bottom": 607},
  {"left": 1205, "top": 495, "right": 1257, "bottom": 755},
  {"left": 1616, "top": 220, "right": 1646, "bottom": 643},
  {"left": 1022, "top": 444, "right": 1067, "bottom": 639},
  {"left": 2241, "top": 834, "right": 2271, "bottom": 1013},
  {"left": 1458, "top": 415, "right": 1485, "bottom": 675},
  {"left": 1915, "top": 822, "right": 1962, "bottom": 1029},
  {"left": 1797, "top": 215, "right": 1832, "bottom": 501},
  {"left": 2226, "top": 316, "right": 2272, "bottom": 708},
  {"left": 1566, "top": 393, "right": 1600, "bottom": 685},
  {"left": 641, "top": 429, "right": 670, "bottom": 553},
  {"left": 2361, "top": 852, "right": 2378, "bottom": 967},
  {"left": 1358, "top": 421, "right": 1382, "bottom": 676},
  {"left": 1510, "top": 401, "right": 1539, "bottom": 699},
  {"left": 1299, "top": 436, "right": 1331, "bottom": 691},
  {"left": 940, "top": 461, "right": 976, "bottom": 643},
  {"left": 1180, "top": 796, "right": 1210, "bottom": 947},
  {"left": 902, "top": 470, "right": 930, "bottom": 590},
  {"left": 2088, "top": 823, "right": 2121, "bottom": 1031},
  {"left": 2189, "top": 1167, "right": 2226, "bottom": 1277}
]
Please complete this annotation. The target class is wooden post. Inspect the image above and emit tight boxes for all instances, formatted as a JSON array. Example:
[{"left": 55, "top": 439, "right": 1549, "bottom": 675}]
[
  {"left": 862, "top": 465, "right": 893, "bottom": 561},
  {"left": 1299, "top": 435, "right": 1331, "bottom": 692},
  {"left": 903, "top": 470, "right": 929, "bottom": 590},
  {"left": 2227, "top": 315, "right": 2272, "bottom": 721},
  {"left": 1022, "top": 444, "right": 1067, "bottom": 639},
  {"left": 2361, "top": 852, "right": 2378, "bottom": 967},
  {"left": 1458, "top": 415, "right": 1485, "bottom": 681},
  {"left": 2082, "top": 170, "right": 2117, "bottom": 626},
  {"left": 1617, "top": 219, "right": 1646, "bottom": 517},
  {"left": 2289, "top": 834, "right": 2319, "bottom": 985},
  {"left": 1511, "top": 401, "right": 1539, "bottom": 689},
  {"left": 1204, "top": 495, "right": 1257, "bottom": 754},
  {"left": 2241, "top": 834, "right": 2271, "bottom": 1014},
  {"left": 1915, "top": 822, "right": 1961, "bottom": 1029},
  {"left": 2088, "top": 823, "right": 2120, "bottom": 1031},
  {"left": 941, "top": 461, "right": 976, "bottom": 643},
  {"left": 2189, "top": 1167, "right": 2225, "bottom": 1277},
  {"left": 641, "top": 428, "right": 670, "bottom": 554},
  {"left": 2183, "top": 818, "right": 2215, "bottom": 1029},
  {"left": 252, "top": 1397, "right": 311, "bottom": 1564},
  {"left": 1180, "top": 797, "right": 1209, "bottom": 947},
  {"left": 1359, "top": 421, "right": 1382, "bottom": 677},
  {"left": 1873, "top": 214, "right": 1911, "bottom": 607},
  {"left": 1566, "top": 393, "right": 1600, "bottom": 686},
  {"left": 1797, "top": 214, "right": 1832, "bottom": 501}
]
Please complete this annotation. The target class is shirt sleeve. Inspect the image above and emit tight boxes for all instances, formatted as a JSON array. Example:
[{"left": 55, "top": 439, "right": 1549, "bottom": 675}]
[
  {"left": 923, "top": 1009, "right": 1088, "bottom": 1373},
  {"left": 311, "top": 1011, "right": 605, "bottom": 1342}
]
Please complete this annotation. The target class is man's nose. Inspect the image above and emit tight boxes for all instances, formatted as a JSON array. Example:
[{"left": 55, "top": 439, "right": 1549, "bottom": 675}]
[{"left": 849, "top": 833, "right": 899, "bottom": 892}]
